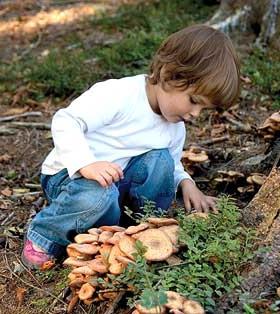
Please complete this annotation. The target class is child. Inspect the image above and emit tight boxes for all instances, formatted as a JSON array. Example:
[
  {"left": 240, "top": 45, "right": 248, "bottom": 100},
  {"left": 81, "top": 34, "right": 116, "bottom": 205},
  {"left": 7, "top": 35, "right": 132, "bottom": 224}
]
[{"left": 22, "top": 24, "right": 240, "bottom": 269}]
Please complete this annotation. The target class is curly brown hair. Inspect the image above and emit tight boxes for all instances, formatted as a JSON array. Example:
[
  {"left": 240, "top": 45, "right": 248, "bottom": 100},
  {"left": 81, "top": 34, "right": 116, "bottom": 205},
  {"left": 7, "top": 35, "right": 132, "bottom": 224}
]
[{"left": 148, "top": 24, "right": 240, "bottom": 108}]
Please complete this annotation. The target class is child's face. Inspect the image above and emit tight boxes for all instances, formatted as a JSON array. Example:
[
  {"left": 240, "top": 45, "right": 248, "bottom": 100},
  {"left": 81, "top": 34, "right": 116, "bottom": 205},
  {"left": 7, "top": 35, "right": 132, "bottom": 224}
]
[{"left": 150, "top": 83, "right": 214, "bottom": 123}]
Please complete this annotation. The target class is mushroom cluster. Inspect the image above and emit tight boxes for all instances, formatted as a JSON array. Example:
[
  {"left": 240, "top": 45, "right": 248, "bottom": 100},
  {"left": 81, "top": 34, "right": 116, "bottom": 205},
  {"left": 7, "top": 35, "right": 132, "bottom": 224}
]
[
  {"left": 259, "top": 111, "right": 280, "bottom": 139},
  {"left": 182, "top": 146, "right": 209, "bottom": 175},
  {"left": 132, "top": 291, "right": 205, "bottom": 314},
  {"left": 64, "top": 218, "right": 192, "bottom": 312}
]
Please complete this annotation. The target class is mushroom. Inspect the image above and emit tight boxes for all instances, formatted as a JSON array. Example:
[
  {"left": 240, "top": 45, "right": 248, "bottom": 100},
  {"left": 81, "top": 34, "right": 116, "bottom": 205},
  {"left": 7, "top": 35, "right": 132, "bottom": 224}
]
[
  {"left": 83, "top": 298, "right": 95, "bottom": 305},
  {"left": 68, "top": 272, "right": 85, "bottom": 282},
  {"left": 246, "top": 173, "right": 266, "bottom": 186},
  {"left": 182, "top": 300, "right": 205, "bottom": 314},
  {"left": 165, "top": 291, "right": 184, "bottom": 310},
  {"left": 85, "top": 275, "right": 99, "bottom": 287},
  {"left": 63, "top": 257, "right": 89, "bottom": 268},
  {"left": 74, "top": 233, "right": 99, "bottom": 244},
  {"left": 106, "top": 231, "right": 125, "bottom": 245},
  {"left": 131, "top": 310, "right": 141, "bottom": 314},
  {"left": 88, "top": 227, "right": 102, "bottom": 235},
  {"left": 135, "top": 303, "right": 166, "bottom": 314},
  {"left": 101, "top": 292, "right": 119, "bottom": 299},
  {"left": 109, "top": 262, "right": 125, "bottom": 275},
  {"left": 67, "top": 294, "right": 79, "bottom": 314},
  {"left": 137, "top": 229, "right": 173, "bottom": 261},
  {"left": 67, "top": 243, "right": 99, "bottom": 257},
  {"left": 98, "top": 231, "right": 114, "bottom": 243},
  {"left": 182, "top": 149, "right": 208, "bottom": 163},
  {"left": 147, "top": 217, "right": 178, "bottom": 226},
  {"left": 116, "top": 255, "right": 136, "bottom": 265},
  {"left": 159, "top": 224, "right": 179, "bottom": 245},
  {"left": 118, "top": 235, "right": 137, "bottom": 260},
  {"left": 86, "top": 258, "right": 108, "bottom": 273},
  {"left": 99, "top": 243, "right": 113, "bottom": 262},
  {"left": 99, "top": 225, "right": 125, "bottom": 232},
  {"left": 78, "top": 282, "right": 96, "bottom": 301},
  {"left": 125, "top": 223, "right": 150, "bottom": 235},
  {"left": 72, "top": 265, "right": 96, "bottom": 276},
  {"left": 187, "top": 212, "right": 209, "bottom": 219},
  {"left": 108, "top": 244, "right": 126, "bottom": 265},
  {"left": 69, "top": 278, "right": 85, "bottom": 289}
]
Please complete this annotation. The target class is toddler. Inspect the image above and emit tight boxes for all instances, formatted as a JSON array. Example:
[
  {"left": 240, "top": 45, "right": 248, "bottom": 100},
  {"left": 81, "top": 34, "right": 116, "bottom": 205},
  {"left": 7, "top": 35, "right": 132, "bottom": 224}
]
[{"left": 22, "top": 24, "right": 240, "bottom": 269}]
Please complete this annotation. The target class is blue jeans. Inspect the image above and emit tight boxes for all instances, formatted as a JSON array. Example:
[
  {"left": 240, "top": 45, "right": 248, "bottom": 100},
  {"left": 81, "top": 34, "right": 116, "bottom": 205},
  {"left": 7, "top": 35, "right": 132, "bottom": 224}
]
[{"left": 27, "top": 149, "right": 175, "bottom": 257}]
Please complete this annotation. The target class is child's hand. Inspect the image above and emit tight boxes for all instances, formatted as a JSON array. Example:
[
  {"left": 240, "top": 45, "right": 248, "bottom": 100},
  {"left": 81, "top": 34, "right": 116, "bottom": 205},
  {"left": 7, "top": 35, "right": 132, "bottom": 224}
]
[
  {"left": 180, "top": 179, "right": 218, "bottom": 213},
  {"left": 79, "top": 161, "right": 124, "bottom": 188}
]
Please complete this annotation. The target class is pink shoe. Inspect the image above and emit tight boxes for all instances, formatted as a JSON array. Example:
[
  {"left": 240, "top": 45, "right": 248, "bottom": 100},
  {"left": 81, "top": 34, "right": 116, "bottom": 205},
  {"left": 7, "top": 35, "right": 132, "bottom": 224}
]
[{"left": 21, "top": 239, "right": 55, "bottom": 270}]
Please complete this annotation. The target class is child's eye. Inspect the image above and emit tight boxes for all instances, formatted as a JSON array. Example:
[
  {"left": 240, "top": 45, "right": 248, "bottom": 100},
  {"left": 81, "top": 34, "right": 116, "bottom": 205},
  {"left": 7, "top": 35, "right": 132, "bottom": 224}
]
[{"left": 189, "top": 96, "right": 198, "bottom": 105}]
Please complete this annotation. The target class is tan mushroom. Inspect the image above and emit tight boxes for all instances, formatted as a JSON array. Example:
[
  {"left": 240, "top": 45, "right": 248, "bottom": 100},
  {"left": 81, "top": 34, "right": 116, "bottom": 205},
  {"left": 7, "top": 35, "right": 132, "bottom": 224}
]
[
  {"left": 118, "top": 235, "right": 137, "bottom": 260},
  {"left": 74, "top": 233, "right": 99, "bottom": 244},
  {"left": 83, "top": 298, "right": 95, "bottom": 305},
  {"left": 67, "top": 294, "right": 79, "bottom": 314},
  {"left": 99, "top": 225, "right": 125, "bottom": 232},
  {"left": 101, "top": 292, "right": 119, "bottom": 299},
  {"left": 131, "top": 310, "right": 141, "bottom": 314},
  {"left": 137, "top": 229, "right": 173, "bottom": 261},
  {"left": 182, "top": 150, "right": 208, "bottom": 163},
  {"left": 246, "top": 173, "right": 266, "bottom": 186},
  {"left": 67, "top": 243, "right": 100, "bottom": 256},
  {"left": 109, "top": 261, "right": 125, "bottom": 275},
  {"left": 78, "top": 282, "right": 96, "bottom": 301},
  {"left": 99, "top": 243, "right": 113, "bottom": 262},
  {"left": 187, "top": 212, "right": 209, "bottom": 219},
  {"left": 63, "top": 257, "right": 89, "bottom": 268},
  {"left": 165, "top": 291, "right": 184, "bottom": 310},
  {"left": 88, "top": 227, "right": 101, "bottom": 235},
  {"left": 106, "top": 231, "right": 125, "bottom": 245},
  {"left": 135, "top": 303, "right": 166, "bottom": 314},
  {"left": 116, "top": 255, "right": 136, "bottom": 265},
  {"left": 85, "top": 275, "right": 99, "bottom": 287},
  {"left": 159, "top": 224, "right": 179, "bottom": 245},
  {"left": 182, "top": 300, "right": 205, "bottom": 314},
  {"left": 68, "top": 272, "right": 85, "bottom": 282},
  {"left": 125, "top": 223, "right": 150, "bottom": 235},
  {"left": 69, "top": 278, "right": 85, "bottom": 289},
  {"left": 86, "top": 258, "right": 108, "bottom": 273},
  {"left": 98, "top": 231, "right": 114, "bottom": 243},
  {"left": 72, "top": 265, "right": 96, "bottom": 276},
  {"left": 108, "top": 244, "right": 126, "bottom": 264},
  {"left": 147, "top": 217, "right": 178, "bottom": 226}
]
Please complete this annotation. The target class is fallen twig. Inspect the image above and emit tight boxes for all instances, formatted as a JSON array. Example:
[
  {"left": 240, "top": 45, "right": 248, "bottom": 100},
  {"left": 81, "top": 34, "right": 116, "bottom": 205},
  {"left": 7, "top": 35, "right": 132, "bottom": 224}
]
[
  {"left": 7, "top": 122, "right": 51, "bottom": 130},
  {"left": 0, "top": 127, "right": 17, "bottom": 135},
  {"left": 0, "top": 111, "right": 43, "bottom": 122},
  {"left": 0, "top": 212, "right": 15, "bottom": 226},
  {"left": 103, "top": 291, "right": 125, "bottom": 314},
  {"left": 197, "top": 135, "right": 230, "bottom": 146}
]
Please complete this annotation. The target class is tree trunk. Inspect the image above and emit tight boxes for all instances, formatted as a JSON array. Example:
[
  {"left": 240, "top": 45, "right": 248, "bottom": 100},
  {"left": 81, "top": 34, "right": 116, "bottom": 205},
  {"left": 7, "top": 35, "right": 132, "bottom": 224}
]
[{"left": 207, "top": 0, "right": 280, "bottom": 50}]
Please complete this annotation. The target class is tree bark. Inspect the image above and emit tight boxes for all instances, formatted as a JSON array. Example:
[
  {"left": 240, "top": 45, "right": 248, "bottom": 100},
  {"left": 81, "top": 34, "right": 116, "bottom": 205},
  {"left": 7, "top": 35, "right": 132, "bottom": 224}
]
[{"left": 207, "top": 0, "right": 280, "bottom": 50}]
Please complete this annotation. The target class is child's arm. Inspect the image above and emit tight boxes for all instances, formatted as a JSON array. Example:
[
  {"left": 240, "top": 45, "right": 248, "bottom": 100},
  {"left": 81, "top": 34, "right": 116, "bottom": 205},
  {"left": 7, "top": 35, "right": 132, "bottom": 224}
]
[
  {"left": 79, "top": 161, "right": 123, "bottom": 188},
  {"left": 169, "top": 123, "right": 218, "bottom": 213}
]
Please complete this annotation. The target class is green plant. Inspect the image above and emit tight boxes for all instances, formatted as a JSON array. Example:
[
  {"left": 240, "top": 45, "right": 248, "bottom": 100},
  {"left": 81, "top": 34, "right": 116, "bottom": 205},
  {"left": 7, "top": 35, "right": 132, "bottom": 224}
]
[{"left": 111, "top": 196, "right": 256, "bottom": 312}]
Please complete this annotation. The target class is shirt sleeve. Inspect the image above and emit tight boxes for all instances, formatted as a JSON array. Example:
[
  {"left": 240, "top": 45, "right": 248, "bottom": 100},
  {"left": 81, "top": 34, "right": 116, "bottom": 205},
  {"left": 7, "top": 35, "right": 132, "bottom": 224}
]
[
  {"left": 169, "top": 122, "right": 194, "bottom": 190},
  {"left": 51, "top": 82, "right": 121, "bottom": 178}
]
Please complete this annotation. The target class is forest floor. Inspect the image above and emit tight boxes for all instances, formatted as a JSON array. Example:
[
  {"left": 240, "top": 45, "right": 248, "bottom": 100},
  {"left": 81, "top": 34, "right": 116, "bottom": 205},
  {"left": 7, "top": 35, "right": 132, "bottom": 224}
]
[{"left": 0, "top": 0, "right": 279, "bottom": 313}]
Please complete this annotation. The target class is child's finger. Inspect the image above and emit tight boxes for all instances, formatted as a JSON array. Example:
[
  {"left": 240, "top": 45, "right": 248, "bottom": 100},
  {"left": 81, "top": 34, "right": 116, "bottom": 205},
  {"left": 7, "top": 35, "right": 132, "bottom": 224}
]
[
  {"left": 95, "top": 174, "right": 108, "bottom": 188},
  {"left": 106, "top": 167, "right": 121, "bottom": 182},
  {"left": 111, "top": 163, "right": 124, "bottom": 179},
  {"left": 100, "top": 171, "right": 113, "bottom": 185}
]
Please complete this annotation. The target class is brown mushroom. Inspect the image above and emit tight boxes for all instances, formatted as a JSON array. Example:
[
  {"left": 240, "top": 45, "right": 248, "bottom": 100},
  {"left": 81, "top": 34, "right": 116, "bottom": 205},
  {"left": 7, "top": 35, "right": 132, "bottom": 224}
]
[
  {"left": 182, "top": 300, "right": 205, "bottom": 314},
  {"left": 63, "top": 257, "right": 89, "bottom": 268},
  {"left": 87, "top": 258, "right": 108, "bottom": 273},
  {"left": 165, "top": 291, "right": 184, "bottom": 310},
  {"left": 159, "top": 225, "right": 179, "bottom": 245},
  {"left": 74, "top": 233, "right": 99, "bottom": 244},
  {"left": 108, "top": 262, "right": 125, "bottom": 275},
  {"left": 78, "top": 282, "right": 96, "bottom": 301},
  {"left": 99, "top": 243, "right": 113, "bottom": 262},
  {"left": 108, "top": 244, "right": 126, "bottom": 265},
  {"left": 116, "top": 255, "right": 136, "bottom": 265},
  {"left": 83, "top": 298, "right": 95, "bottom": 305},
  {"left": 101, "top": 292, "right": 119, "bottom": 299},
  {"left": 87, "top": 228, "right": 101, "bottom": 235},
  {"left": 68, "top": 272, "right": 85, "bottom": 282},
  {"left": 98, "top": 231, "right": 114, "bottom": 243},
  {"left": 69, "top": 278, "right": 85, "bottom": 289},
  {"left": 99, "top": 225, "right": 125, "bottom": 232},
  {"left": 72, "top": 265, "right": 96, "bottom": 276},
  {"left": 137, "top": 229, "right": 173, "bottom": 261},
  {"left": 106, "top": 231, "right": 125, "bottom": 245},
  {"left": 131, "top": 310, "right": 141, "bottom": 314},
  {"left": 125, "top": 223, "right": 150, "bottom": 235},
  {"left": 147, "top": 217, "right": 178, "bottom": 226},
  {"left": 67, "top": 243, "right": 99, "bottom": 257},
  {"left": 246, "top": 173, "right": 266, "bottom": 186},
  {"left": 135, "top": 303, "right": 166, "bottom": 314},
  {"left": 118, "top": 235, "right": 137, "bottom": 260},
  {"left": 85, "top": 275, "right": 99, "bottom": 287},
  {"left": 187, "top": 212, "right": 209, "bottom": 219},
  {"left": 182, "top": 150, "right": 208, "bottom": 163},
  {"left": 67, "top": 294, "right": 79, "bottom": 314}
]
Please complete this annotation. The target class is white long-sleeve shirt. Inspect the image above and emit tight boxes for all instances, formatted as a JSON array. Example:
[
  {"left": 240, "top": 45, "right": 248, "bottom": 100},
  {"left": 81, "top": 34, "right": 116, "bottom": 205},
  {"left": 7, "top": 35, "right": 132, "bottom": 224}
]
[{"left": 42, "top": 74, "right": 193, "bottom": 189}]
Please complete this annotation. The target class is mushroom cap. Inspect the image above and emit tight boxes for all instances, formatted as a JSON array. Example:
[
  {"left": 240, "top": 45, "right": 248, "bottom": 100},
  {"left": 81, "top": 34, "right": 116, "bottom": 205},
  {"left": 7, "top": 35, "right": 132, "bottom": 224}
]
[
  {"left": 116, "top": 255, "right": 135, "bottom": 265},
  {"left": 78, "top": 282, "right": 96, "bottom": 301},
  {"left": 170, "top": 310, "right": 184, "bottom": 314},
  {"left": 101, "top": 292, "right": 119, "bottom": 299},
  {"left": 98, "top": 231, "right": 114, "bottom": 243},
  {"left": 147, "top": 217, "right": 178, "bottom": 226},
  {"left": 68, "top": 272, "right": 85, "bottom": 281},
  {"left": 131, "top": 310, "right": 141, "bottom": 314},
  {"left": 182, "top": 151, "right": 208, "bottom": 163},
  {"left": 99, "top": 243, "right": 113, "bottom": 261},
  {"left": 135, "top": 303, "right": 166, "bottom": 314},
  {"left": 69, "top": 278, "right": 85, "bottom": 288},
  {"left": 165, "top": 291, "right": 184, "bottom": 310},
  {"left": 99, "top": 225, "right": 125, "bottom": 232},
  {"left": 247, "top": 174, "right": 266, "bottom": 185},
  {"left": 67, "top": 243, "right": 100, "bottom": 255},
  {"left": 182, "top": 300, "right": 205, "bottom": 314},
  {"left": 88, "top": 228, "right": 101, "bottom": 235},
  {"left": 83, "top": 298, "right": 95, "bottom": 305},
  {"left": 118, "top": 235, "right": 137, "bottom": 260},
  {"left": 108, "top": 244, "right": 125, "bottom": 264},
  {"left": 159, "top": 225, "right": 179, "bottom": 245},
  {"left": 106, "top": 231, "right": 126, "bottom": 245},
  {"left": 74, "top": 233, "right": 99, "bottom": 244},
  {"left": 187, "top": 212, "right": 209, "bottom": 219},
  {"left": 137, "top": 229, "right": 173, "bottom": 261},
  {"left": 63, "top": 257, "right": 89, "bottom": 268},
  {"left": 125, "top": 223, "right": 150, "bottom": 235},
  {"left": 86, "top": 258, "right": 108, "bottom": 273},
  {"left": 72, "top": 266, "right": 96, "bottom": 276},
  {"left": 109, "top": 262, "right": 125, "bottom": 275}
]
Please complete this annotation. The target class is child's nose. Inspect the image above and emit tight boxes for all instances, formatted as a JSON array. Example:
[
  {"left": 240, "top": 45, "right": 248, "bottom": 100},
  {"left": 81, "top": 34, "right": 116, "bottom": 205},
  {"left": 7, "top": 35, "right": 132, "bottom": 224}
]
[{"left": 191, "top": 106, "right": 202, "bottom": 118}]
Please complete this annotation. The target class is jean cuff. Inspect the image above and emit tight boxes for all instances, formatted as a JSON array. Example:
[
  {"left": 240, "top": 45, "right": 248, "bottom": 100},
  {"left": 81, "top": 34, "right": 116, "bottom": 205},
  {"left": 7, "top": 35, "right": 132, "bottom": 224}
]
[{"left": 27, "top": 229, "right": 65, "bottom": 258}]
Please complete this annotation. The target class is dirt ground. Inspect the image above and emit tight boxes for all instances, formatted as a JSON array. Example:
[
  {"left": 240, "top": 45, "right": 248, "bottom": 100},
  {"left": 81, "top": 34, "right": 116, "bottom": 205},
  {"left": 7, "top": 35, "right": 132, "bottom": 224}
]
[{"left": 0, "top": 1, "right": 279, "bottom": 314}]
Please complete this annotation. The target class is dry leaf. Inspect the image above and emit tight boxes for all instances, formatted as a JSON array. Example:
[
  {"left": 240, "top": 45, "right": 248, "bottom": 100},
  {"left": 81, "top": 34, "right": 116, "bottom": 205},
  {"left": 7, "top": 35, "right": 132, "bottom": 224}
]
[
  {"left": 0, "top": 154, "right": 12, "bottom": 163},
  {"left": 1, "top": 187, "right": 13, "bottom": 196},
  {"left": 16, "top": 287, "right": 27, "bottom": 306}
]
